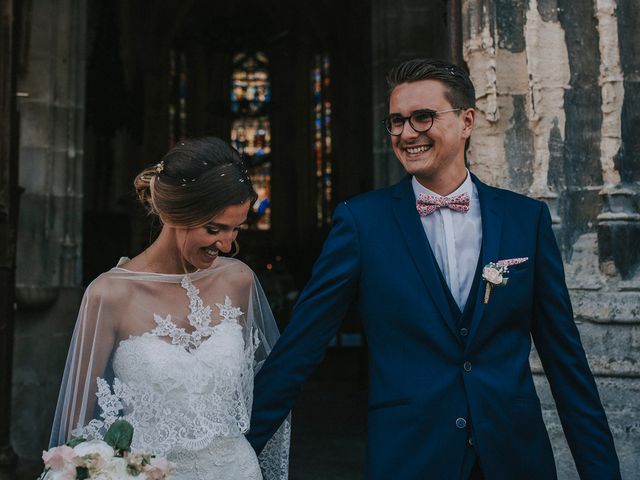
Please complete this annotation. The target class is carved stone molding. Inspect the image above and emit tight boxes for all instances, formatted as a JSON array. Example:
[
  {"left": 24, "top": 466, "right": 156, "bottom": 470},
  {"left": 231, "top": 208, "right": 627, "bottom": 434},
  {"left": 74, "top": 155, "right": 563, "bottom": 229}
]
[{"left": 597, "top": 184, "right": 640, "bottom": 279}]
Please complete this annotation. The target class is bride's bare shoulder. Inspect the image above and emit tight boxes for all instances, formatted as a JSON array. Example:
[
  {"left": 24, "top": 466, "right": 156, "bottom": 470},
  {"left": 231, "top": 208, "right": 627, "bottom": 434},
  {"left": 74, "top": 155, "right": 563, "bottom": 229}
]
[{"left": 112, "top": 255, "right": 144, "bottom": 272}]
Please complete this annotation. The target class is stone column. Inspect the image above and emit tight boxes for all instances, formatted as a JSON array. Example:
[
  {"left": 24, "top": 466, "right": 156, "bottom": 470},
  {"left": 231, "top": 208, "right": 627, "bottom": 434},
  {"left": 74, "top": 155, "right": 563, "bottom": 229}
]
[
  {"left": 15, "top": 0, "right": 86, "bottom": 300},
  {"left": 11, "top": 0, "right": 87, "bottom": 467},
  {"left": 592, "top": 0, "right": 640, "bottom": 473},
  {"left": 597, "top": 0, "right": 640, "bottom": 281}
]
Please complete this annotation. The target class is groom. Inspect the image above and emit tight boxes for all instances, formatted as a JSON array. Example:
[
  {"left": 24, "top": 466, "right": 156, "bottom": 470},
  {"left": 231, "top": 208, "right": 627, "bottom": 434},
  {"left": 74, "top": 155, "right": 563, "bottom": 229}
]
[{"left": 247, "top": 59, "right": 620, "bottom": 479}]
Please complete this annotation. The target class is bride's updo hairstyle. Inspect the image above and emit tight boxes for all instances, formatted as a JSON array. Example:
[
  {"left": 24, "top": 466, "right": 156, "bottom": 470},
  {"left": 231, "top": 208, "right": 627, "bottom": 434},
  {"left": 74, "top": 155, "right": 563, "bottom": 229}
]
[{"left": 134, "top": 137, "right": 257, "bottom": 227}]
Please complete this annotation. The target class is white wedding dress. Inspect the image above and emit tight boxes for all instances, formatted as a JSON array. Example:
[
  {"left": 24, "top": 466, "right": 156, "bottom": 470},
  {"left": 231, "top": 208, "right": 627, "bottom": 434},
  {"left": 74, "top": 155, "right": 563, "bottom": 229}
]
[{"left": 49, "top": 258, "right": 290, "bottom": 480}]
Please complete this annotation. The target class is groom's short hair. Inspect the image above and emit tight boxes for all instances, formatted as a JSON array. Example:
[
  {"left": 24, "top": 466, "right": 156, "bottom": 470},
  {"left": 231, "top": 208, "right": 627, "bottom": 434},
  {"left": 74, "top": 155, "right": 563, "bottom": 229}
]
[{"left": 386, "top": 58, "right": 476, "bottom": 110}]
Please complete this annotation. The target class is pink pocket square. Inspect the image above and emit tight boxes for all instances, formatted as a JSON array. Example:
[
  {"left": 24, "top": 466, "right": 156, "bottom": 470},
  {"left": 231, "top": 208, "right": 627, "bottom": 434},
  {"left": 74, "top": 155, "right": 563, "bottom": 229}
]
[{"left": 496, "top": 257, "right": 528, "bottom": 268}]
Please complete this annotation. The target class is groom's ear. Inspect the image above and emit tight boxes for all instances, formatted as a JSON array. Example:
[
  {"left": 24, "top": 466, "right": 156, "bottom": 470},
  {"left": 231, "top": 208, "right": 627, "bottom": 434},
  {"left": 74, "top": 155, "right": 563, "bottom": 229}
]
[{"left": 461, "top": 108, "right": 475, "bottom": 139}]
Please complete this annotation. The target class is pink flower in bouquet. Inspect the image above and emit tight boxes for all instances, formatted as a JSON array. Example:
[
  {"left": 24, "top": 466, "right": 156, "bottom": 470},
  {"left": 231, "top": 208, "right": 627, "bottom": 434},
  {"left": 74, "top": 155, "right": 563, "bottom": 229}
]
[
  {"left": 143, "top": 456, "right": 177, "bottom": 480},
  {"left": 42, "top": 445, "right": 77, "bottom": 477}
]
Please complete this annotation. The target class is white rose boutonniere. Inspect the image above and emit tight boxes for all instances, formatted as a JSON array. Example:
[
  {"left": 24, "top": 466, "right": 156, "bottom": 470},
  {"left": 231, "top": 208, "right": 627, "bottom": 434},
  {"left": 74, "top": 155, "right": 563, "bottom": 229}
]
[{"left": 482, "top": 257, "right": 528, "bottom": 304}]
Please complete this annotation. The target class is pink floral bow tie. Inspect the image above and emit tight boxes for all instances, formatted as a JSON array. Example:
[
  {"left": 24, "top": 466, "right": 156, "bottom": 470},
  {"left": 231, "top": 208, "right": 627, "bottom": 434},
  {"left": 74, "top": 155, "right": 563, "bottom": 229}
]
[{"left": 416, "top": 192, "right": 470, "bottom": 216}]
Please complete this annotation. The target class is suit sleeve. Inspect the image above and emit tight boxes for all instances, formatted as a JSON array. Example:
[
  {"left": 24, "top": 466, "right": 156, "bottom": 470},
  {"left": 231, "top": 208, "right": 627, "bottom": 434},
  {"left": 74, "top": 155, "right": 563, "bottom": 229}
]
[
  {"left": 531, "top": 203, "right": 621, "bottom": 479},
  {"left": 247, "top": 201, "right": 361, "bottom": 454}
]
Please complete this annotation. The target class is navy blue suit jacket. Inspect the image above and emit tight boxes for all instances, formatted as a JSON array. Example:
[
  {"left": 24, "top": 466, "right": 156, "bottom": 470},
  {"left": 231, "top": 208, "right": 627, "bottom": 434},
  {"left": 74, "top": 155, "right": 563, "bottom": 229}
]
[{"left": 247, "top": 175, "right": 620, "bottom": 479}]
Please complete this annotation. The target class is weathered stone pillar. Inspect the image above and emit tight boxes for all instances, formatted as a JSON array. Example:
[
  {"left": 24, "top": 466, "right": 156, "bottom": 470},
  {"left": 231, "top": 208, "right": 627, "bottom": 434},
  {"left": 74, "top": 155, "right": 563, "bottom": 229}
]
[
  {"left": 15, "top": 0, "right": 85, "bottom": 299},
  {"left": 592, "top": 0, "right": 640, "bottom": 472},
  {"left": 597, "top": 0, "right": 640, "bottom": 281},
  {"left": 11, "top": 0, "right": 87, "bottom": 468},
  {"left": 463, "top": 0, "right": 639, "bottom": 477},
  {"left": 371, "top": 0, "right": 450, "bottom": 188}
]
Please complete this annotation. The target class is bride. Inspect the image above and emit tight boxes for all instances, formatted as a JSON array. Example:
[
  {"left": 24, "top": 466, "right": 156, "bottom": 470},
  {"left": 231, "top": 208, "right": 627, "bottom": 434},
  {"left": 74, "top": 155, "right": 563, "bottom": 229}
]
[{"left": 49, "top": 137, "right": 290, "bottom": 479}]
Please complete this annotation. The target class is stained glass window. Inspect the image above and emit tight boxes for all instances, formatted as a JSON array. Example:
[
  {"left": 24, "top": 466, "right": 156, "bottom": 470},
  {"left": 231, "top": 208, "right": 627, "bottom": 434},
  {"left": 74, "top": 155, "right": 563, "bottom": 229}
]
[
  {"left": 168, "top": 49, "right": 187, "bottom": 147},
  {"left": 313, "top": 54, "right": 333, "bottom": 228},
  {"left": 230, "top": 117, "right": 271, "bottom": 158},
  {"left": 230, "top": 52, "right": 272, "bottom": 230},
  {"left": 231, "top": 52, "right": 271, "bottom": 115}
]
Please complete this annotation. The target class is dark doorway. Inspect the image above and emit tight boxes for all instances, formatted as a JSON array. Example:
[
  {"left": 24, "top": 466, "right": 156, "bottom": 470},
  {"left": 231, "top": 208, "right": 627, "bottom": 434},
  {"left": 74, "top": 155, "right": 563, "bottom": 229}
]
[{"left": 81, "top": 0, "right": 451, "bottom": 477}]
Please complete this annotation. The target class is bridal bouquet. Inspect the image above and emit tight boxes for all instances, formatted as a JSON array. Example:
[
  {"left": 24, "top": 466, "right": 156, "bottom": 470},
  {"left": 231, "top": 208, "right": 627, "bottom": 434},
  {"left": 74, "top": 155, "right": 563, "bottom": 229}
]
[{"left": 39, "top": 420, "right": 175, "bottom": 480}]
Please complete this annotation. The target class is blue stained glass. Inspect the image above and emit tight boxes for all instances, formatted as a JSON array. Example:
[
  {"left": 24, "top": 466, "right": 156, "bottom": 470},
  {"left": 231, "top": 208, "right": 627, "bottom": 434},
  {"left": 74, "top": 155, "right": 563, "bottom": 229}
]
[
  {"left": 312, "top": 53, "right": 333, "bottom": 227},
  {"left": 231, "top": 52, "right": 271, "bottom": 115},
  {"left": 230, "top": 52, "right": 272, "bottom": 230}
]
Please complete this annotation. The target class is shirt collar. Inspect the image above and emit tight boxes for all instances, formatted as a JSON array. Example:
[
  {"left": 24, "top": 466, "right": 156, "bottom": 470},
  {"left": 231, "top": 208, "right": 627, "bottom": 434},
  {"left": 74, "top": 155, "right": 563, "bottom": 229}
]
[{"left": 412, "top": 169, "right": 473, "bottom": 199}]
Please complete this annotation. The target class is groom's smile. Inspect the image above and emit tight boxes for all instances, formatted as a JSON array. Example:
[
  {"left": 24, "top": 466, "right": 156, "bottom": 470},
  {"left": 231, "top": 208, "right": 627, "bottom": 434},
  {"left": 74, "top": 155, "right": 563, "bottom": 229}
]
[{"left": 402, "top": 141, "right": 434, "bottom": 156}]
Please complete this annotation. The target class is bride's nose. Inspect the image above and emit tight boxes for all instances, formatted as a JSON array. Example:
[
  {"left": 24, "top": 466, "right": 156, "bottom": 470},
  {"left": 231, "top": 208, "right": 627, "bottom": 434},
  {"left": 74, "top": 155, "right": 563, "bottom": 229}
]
[{"left": 215, "top": 233, "right": 235, "bottom": 253}]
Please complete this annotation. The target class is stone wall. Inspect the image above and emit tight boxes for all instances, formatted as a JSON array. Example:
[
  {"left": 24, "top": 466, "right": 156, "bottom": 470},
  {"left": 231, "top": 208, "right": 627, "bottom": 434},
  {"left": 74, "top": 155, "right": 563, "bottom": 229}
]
[
  {"left": 11, "top": 0, "right": 87, "bottom": 468},
  {"left": 463, "top": 0, "right": 639, "bottom": 477}
]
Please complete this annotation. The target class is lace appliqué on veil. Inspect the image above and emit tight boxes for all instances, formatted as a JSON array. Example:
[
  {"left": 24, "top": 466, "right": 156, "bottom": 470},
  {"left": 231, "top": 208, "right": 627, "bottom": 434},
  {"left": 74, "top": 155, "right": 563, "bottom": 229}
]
[
  {"left": 149, "top": 276, "right": 243, "bottom": 351},
  {"left": 71, "top": 377, "right": 132, "bottom": 439}
]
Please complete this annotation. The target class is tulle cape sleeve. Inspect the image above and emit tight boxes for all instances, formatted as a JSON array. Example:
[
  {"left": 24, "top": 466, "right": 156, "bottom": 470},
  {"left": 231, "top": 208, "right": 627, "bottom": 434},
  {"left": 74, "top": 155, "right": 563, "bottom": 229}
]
[
  {"left": 249, "top": 275, "right": 292, "bottom": 479},
  {"left": 48, "top": 273, "right": 119, "bottom": 446}
]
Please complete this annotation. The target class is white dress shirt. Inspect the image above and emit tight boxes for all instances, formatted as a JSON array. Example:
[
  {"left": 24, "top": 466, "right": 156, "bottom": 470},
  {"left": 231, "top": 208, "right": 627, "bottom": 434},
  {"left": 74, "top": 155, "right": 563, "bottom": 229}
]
[{"left": 412, "top": 171, "right": 482, "bottom": 312}]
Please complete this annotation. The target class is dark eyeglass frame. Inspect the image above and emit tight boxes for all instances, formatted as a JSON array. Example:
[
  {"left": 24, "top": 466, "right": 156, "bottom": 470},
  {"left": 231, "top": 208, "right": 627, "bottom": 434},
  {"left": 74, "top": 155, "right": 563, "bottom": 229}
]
[{"left": 382, "top": 108, "right": 462, "bottom": 136}]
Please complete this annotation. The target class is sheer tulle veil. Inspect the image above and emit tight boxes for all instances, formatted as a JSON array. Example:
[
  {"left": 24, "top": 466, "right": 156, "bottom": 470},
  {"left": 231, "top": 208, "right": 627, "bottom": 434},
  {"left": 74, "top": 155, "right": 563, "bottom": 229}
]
[{"left": 49, "top": 256, "right": 290, "bottom": 478}]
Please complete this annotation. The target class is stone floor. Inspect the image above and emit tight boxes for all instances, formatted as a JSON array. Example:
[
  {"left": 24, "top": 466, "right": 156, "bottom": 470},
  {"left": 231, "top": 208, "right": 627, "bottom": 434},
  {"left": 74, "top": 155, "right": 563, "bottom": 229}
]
[{"left": 288, "top": 348, "right": 368, "bottom": 479}]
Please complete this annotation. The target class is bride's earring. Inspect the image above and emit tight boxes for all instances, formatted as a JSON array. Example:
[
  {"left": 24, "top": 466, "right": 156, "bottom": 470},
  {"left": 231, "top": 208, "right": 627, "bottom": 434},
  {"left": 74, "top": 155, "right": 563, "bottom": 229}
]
[{"left": 230, "top": 240, "right": 240, "bottom": 257}]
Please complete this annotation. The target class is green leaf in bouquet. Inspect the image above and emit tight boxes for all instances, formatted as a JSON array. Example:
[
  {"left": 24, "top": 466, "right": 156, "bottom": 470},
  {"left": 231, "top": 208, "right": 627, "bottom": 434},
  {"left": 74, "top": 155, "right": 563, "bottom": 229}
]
[
  {"left": 126, "top": 463, "right": 142, "bottom": 476},
  {"left": 66, "top": 436, "right": 87, "bottom": 448},
  {"left": 104, "top": 419, "right": 134, "bottom": 452},
  {"left": 76, "top": 466, "right": 90, "bottom": 480}
]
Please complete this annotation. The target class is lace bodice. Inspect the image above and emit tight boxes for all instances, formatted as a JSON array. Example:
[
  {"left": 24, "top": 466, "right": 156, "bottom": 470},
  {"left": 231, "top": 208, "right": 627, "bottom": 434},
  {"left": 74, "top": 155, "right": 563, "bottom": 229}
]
[{"left": 116, "top": 321, "right": 254, "bottom": 451}]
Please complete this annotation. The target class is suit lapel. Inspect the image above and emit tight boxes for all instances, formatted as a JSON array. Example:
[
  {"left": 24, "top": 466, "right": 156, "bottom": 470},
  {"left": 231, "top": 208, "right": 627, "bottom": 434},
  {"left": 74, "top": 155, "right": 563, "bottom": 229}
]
[
  {"left": 391, "top": 176, "right": 459, "bottom": 337},
  {"left": 466, "top": 174, "right": 504, "bottom": 345}
]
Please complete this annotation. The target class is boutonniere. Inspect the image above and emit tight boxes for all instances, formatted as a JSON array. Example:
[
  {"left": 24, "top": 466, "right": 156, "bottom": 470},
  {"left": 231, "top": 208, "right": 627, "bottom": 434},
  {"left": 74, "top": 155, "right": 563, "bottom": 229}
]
[{"left": 482, "top": 257, "right": 529, "bottom": 304}]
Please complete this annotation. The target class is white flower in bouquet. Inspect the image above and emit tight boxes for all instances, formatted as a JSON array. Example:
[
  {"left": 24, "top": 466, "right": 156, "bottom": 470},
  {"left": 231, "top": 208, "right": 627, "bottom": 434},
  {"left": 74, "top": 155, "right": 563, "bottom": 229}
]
[
  {"left": 87, "top": 453, "right": 129, "bottom": 479},
  {"left": 73, "top": 440, "right": 115, "bottom": 459},
  {"left": 73, "top": 439, "right": 115, "bottom": 473}
]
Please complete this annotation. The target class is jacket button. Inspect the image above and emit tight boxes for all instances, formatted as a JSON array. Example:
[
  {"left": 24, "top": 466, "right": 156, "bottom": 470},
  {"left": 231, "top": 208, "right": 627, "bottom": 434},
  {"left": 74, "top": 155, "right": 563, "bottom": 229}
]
[
  {"left": 460, "top": 327, "right": 469, "bottom": 337},
  {"left": 463, "top": 361, "right": 472, "bottom": 372},
  {"left": 456, "top": 417, "right": 467, "bottom": 429}
]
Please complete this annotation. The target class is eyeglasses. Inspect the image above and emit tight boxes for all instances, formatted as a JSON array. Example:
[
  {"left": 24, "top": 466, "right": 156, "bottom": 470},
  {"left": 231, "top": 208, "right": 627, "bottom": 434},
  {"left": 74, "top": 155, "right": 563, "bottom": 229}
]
[{"left": 382, "top": 108, "right": 462, "bottom": 136}]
